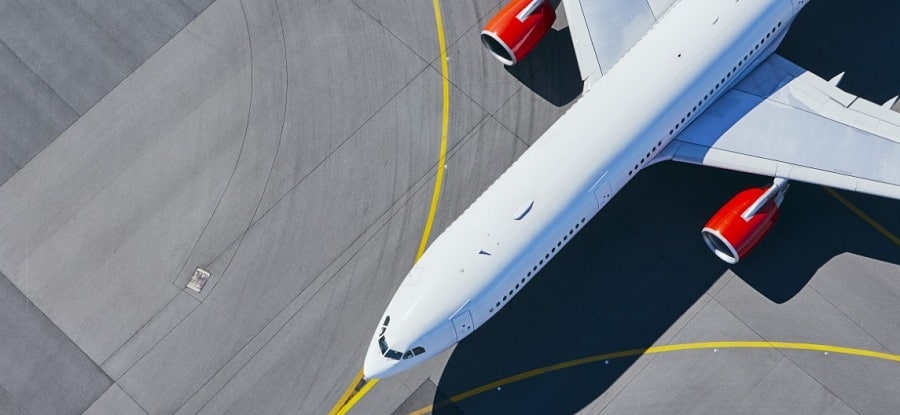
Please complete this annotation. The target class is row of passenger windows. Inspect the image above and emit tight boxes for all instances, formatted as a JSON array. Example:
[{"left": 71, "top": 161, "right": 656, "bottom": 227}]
[
  {"left": 627, "top": 21, "right": 782, "bottom": 178},
  {"left": 488, "top": 217, "right": 587, "bottom": 314}
]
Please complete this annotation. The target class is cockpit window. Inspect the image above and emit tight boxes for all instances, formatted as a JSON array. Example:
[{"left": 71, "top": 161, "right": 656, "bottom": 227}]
[
  {"left": 378, "top": 336, "right": 389, "bottom": 355},
  {"left": 379, "top": 334, "right": 425, "bottom": 361},
  {"left": 384, "top": 348, "right": 403, "bottom": 360},
  {"left": 376, "top": 316, "right": 423, "bottom": 361},
  {"left": 378, "top": 336, "right": 403, "bottom": 360}
]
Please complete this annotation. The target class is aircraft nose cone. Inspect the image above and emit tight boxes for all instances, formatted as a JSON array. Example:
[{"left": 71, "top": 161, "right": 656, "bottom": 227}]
[
  {"left": 363, "top": 338, "right": 398, "bottom": 380},
  {"left": 362, "top": 354, "right": 390, "bottom": 380}
]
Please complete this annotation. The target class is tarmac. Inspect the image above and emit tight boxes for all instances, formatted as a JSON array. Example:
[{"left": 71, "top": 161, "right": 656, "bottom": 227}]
[{"left": 1, "top": 0, "right": 899, "bottom": 414}]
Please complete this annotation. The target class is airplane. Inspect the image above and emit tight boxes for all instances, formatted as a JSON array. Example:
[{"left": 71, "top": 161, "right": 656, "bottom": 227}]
[{"left": 363, "top": 0, "right": 900, "bottom": 379}]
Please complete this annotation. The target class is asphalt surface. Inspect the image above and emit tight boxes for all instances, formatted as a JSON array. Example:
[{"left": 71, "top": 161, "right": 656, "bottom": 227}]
[{"left": 1, "top": 0, "right": 899, "bottom": 414}]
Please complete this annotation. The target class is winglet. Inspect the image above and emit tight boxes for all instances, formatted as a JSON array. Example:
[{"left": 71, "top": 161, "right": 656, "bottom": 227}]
[
  {"left": 828, "top": 72, "right": 845, "bottom": 86},
  {"left": 883, "top": 95, "right": 899, "bottom": 109}
]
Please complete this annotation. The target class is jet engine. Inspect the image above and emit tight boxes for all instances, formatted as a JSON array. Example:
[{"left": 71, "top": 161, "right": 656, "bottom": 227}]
[
  {"left": 701, "top": 178, "right": 789, "bottom": 264},
  {"left": 481, "top": 0, "right": 555, "bottom": 66}
]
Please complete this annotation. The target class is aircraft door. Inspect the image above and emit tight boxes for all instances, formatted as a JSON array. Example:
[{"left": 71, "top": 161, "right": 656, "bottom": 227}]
[
  {"left": 591, "top": 175, "right": 612, "bottom": 211},
  {"left": 451, "top": 310, "right": 475, "bottom": 341}
]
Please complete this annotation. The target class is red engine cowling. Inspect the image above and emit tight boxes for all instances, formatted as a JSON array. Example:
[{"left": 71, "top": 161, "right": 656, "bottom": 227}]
[
  {"left": 701, "top": 187, "right": 781, "bottom": 264},
  {"left": 481, "top": 0, "right": 555, "bottom": 66}
]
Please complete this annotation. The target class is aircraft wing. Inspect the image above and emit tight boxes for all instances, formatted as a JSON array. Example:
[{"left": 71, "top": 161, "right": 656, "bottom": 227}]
[
  {"left": 561, "top": 0, "right": 679, "bottom": 88},
  {"left": 658, "top": 53, "right": 900, "bottom": 200}
]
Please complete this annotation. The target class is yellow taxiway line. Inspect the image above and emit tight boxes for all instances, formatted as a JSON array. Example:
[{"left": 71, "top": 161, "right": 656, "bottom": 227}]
[
  {"left": 409, "top": 341, "right": 900, "bottom": 415},
  {"left": 328, "top": 0, "right": 450, "bottom": 414},
  {"left": 823, "top": 187, "right": 900, "bottom": 246}
]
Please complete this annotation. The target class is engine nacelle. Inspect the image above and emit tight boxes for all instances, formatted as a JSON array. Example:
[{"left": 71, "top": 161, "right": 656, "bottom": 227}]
[
  {"left": 701, "top": 181, "right": 788, "bottom": 264},
  {"left": 481, "top": 0, "right": 555, "bottom": 66}
]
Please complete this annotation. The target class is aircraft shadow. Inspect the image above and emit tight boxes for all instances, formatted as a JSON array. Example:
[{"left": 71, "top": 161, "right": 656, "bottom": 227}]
[
  {"left": 505, "top": 27, "right": 583, "bottom": 107},
  {"left": 430, "top": 1, "right": 900, "bottom": 413},
  {"left": 431, "top": 163, "right": 900, "bottom": 414},
  {"left": 777, "top": 0, "right": 900, "bottom": 102}
]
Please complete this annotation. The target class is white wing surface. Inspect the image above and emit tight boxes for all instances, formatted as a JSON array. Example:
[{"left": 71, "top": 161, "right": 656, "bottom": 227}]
[
  {"left": 560, "top": 0, "right": 678, "bottom": 87},
  {"left": 659, "top": 54, "right": 900, "bottom": 200}
]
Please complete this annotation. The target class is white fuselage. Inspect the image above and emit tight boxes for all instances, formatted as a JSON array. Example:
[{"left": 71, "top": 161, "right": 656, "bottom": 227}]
[{"left": 365, "top": 0, "right": 804, "bottom": 378}]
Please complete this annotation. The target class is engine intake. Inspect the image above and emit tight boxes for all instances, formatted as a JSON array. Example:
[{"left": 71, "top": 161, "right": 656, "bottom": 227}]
[
  {"left": 481, "top": 0, "right": 555, "bottom": 66},
  {"left": 702, "top": 179, "right": 789, "bottom": 264}
]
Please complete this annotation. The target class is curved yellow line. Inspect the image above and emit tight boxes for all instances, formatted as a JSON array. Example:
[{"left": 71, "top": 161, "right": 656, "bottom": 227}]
[
  {"left": 823, "top": 187, "right": 900, "bottom": 246},
  {"left": 410, "top": 341, "right": 900, "bottom": 414},
  {"left": 329, "top": 1, "right": 451, "bottom": 414},
  {"left": 327, "top": 370, "right": 364, "bottom": 415},
  {"left": 416, "top": 0, "right": 452, "bottom": 261}
]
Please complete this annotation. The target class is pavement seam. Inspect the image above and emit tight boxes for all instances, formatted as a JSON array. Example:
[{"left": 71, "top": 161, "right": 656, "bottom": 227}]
[
  {"left": 348, "top": 0, "right": 432, "bottom": 66},
  {"left": 808, "top": 283, "right": 892, "bottom": 354},
  {"left": 98, "top": 291, "right": 199, "bottom": 378},
  {"left": 69, "top": 0, "right": 140, "bottom": 63},
  {"left": 0, "top": 36, "right": 80, "bottom": 117},
  {"left": 489, "top": 112, "right": 535, "bottom": 149},
  {"left": 111, "top": 382, "right": 151, "bottom": 415},
  {"left": 0, "top": 271, "right": 112, "bottom": 414},
  {"left": 0, "top": 382, "right": 35, "bottom": 415}
]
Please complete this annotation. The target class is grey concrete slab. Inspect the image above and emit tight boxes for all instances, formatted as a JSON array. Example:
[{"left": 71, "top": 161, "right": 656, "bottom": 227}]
[
  {"left": 782, "top": 350, "right": 900, "bottom": 414},
  {"left": 69, "top": 0, "right": 201, "bottom": 60},
  {"left": 101, "top": 291, "right": 199, "bottom": 380},
  {"left": 353, "top": 0, "right": 500, "bottom": 64},
  {"left": 171, "top": 0, "right": 288, "bottom": 288},
  {"left": 84, "top": 384, "right": 148, "bottom": 415},
  {"left": 252, "top": 0, "right": 430, "bottom": 220},
  {"left": 0, "top": 0, "right": 218, "bottom": 116},
  {"left": 188, "top": 115, "right": 516, "bottom": 415},
  {"left": 0, "top": 0, "right": 138, "bottom": 113},
  {"left": 809, "top": 254, "right": 900, "bottom": 353},
  {"left": 0, "top": 385, "right": 29, "bottom": 415},
  {"left": 713, "top": 273, "right": 889, "bottom": 351},
  {"left": 0, "top": 272, "right": 110, "bottom": 415},
  {"left": 0, "top": 39, "right": 78, "bottom": 185},
  {"left": 0, "top": 0, "right": 216, "bottom": 185},
  {"left": 0, "top": 0, "right": 252, "bottom": 365},
  {"left": 600, "top": 349, "right": 785, "bottom": 414},
  {"left": 116, "top": 64, "right": 485, "bottom": 414},
  {"left": 732, "top": 358, "right": 858, "bottom": 415}
]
